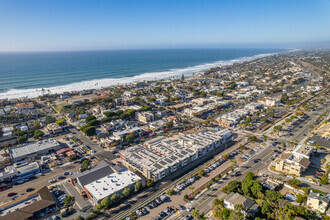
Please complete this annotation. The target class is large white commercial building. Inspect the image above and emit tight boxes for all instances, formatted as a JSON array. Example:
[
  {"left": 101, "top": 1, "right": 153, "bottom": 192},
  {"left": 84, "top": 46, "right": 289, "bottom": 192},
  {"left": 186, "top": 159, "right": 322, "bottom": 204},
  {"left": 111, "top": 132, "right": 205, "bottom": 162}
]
[
  {"left": 9, "top": 139, "right": 61, "bottom": 162},
  {"left": 71, "top": 160, "right": 141, "bottom": 205}
]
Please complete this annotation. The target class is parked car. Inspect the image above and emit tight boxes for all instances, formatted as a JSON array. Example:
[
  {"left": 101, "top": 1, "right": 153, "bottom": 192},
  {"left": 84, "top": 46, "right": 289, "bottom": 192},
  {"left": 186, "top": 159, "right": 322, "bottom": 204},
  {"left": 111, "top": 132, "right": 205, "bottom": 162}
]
[
  {"left": 26, "top": 188, "right": 34, "bottom": 192},
  {"left": 49, "top": 179, "right": 57, "bottom": 183},
  {"left": 7, "top": 192, "right": 16, "bottom": 197}
]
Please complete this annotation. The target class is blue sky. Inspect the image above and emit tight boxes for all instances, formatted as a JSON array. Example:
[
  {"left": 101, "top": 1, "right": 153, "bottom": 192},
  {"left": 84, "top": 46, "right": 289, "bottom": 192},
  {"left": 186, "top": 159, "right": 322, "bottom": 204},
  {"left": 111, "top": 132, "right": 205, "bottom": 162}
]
[{"left": 0, "top": 0, "right": 329, "bottom": 51}]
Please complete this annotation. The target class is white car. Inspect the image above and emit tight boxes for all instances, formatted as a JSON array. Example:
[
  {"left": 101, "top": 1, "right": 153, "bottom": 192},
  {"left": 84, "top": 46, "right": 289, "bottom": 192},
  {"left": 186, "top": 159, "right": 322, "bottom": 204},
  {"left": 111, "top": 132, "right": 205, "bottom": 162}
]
[{"left": 49, "top": 179, "right": 57, "bottom": 183}]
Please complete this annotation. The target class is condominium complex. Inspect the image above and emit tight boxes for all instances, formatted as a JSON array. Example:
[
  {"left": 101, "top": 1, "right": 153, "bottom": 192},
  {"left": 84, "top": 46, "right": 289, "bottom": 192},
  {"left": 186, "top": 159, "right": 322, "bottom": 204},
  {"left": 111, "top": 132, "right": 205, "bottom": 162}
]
[
  {"left": 120, "top": 129, "right": 235, "bottom": 181},
  {"left": 275, "top": 145, "right": 313, "bottom": 176},
  {"left": 306, "top": 191, "right": 329, "bottom": 213},
  {"left": 135, "top": 112, "right": 154, "bottom": 123},
  {"left": 216, "top": 109, "right": 249, "bottom": 127}
]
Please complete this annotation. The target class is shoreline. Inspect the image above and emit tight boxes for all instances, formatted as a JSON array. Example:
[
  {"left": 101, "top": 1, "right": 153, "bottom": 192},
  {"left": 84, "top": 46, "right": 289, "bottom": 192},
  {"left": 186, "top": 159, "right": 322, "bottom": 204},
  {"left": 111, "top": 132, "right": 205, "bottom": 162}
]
[{"left": 0, "top": 50, "right": 288, "bottom": 100}]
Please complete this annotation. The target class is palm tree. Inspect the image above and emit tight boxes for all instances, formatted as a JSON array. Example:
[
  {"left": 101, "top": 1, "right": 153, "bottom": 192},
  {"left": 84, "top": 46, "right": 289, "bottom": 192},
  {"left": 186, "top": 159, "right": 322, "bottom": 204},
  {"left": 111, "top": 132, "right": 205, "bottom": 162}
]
[{"left": 188, "top": 186, "right": 195, "bottom": 195}]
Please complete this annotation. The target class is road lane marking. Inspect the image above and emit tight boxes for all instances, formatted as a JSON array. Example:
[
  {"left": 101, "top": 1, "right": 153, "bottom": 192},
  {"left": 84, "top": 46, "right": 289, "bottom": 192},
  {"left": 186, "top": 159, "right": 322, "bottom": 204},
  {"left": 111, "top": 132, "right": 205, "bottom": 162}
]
[{"left": 196, "top": 149, "right": 274, "bottom": 208}]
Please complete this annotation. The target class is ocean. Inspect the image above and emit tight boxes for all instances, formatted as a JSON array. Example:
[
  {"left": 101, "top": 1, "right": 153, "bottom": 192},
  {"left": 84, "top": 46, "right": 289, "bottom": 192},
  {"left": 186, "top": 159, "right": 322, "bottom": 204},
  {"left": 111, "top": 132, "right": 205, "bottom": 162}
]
[{"left": 0, "top": 48, "right": 286, "bottom": 99}]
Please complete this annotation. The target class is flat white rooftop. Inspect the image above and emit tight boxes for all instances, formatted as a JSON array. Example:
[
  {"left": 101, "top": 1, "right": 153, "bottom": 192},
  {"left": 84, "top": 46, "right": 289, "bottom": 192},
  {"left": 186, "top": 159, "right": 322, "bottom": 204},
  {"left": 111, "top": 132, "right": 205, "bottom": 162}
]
[
  {"left": 84, "top": 168, "right": 141, "bottom": 202},
  {"left": 9, "top": 138, "right": 60, "bottom": 159}
]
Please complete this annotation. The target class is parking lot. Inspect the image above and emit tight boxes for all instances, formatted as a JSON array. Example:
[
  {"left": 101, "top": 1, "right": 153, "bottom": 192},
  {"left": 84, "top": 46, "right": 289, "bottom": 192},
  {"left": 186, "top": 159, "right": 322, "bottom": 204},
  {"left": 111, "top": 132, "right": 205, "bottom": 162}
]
[
  {"left": 0, "top": 163, "right": 81, "bottom": 205},
  {"left": 136, "top": 158, "right": 235, "bottom": 220}
]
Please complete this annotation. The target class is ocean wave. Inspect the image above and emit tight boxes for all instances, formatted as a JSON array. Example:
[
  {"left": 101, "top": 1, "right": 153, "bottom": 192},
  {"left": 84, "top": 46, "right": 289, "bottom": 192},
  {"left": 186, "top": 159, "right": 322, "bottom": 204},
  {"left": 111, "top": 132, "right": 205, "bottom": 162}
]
[{"left": 0, "top": 52, "right": 278, "bottom": 99}]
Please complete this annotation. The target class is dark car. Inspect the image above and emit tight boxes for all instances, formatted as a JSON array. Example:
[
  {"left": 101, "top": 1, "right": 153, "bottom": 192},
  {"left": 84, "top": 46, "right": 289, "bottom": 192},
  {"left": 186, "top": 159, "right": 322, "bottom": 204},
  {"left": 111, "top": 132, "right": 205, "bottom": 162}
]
[
  {"left": 110, "top": 209, "right": 119, "bottom": 214},
  {"left": 254, "top": 159, "right": 260, "bottom": 163},
  {"left": 7, "top": 192, "right": 16, "bottom": 197},
  {"left": 58, "top": 176, "right": 66, "bottom": 180},
  {"left": 26, "top": 188, "right": 34, "bottom": 192}
]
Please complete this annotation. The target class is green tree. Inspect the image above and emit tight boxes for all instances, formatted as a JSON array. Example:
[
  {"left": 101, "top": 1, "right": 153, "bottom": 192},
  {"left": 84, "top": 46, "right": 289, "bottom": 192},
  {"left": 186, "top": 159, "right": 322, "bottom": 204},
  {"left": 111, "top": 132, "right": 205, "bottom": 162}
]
[
  {"left": 86, "top": 115, "right": 96, "bottom": 123},
  {"left": 263, "top": 135, "right": 268, "bottom": 142},
  {"left": 56, "top": 120, "right": 65, "bottom": 126},
  {"left": 213, "top": 198, "right": 224, "bottom": 206},
  {"left": 87, "top": 119, "right": 100, "bottom": 126},
  {"left": 227, "top": 181, "right": 241, "bottom": 193},
  {"left": 126, "top": 109, "right": 137, "bottom": 117},
  {"left": 81, "top": 160, "right": 91, "bottom": 170},
  {"left": 229, "top": 82, "right": 237, "bottom": 90},
  {"left": 166, "top": 120, "right": 174, "bottom": 128},
  {"left": 251, "top": 181, "right": 262, "bottom": 198},
  {"left": 167, "top": 188, "right": 175, "bottom": 196},
  {"left": 281, "top": 92, "right": 289, "bottom": 103},
  {"left": 188, "top": 186, "right": 195, "bottom": 194},
  {"left": 296, "top": 194, "right": 307, "bottom": 204},
  {"left": 261, "top": 201, "right": 271, "bottom": 215},
  {"left": 248, "top": 135, "right": 258, "bottom": 142},
  {"left": 125, "top": 133, "right": 135, "bottom": 143},
  {"left": 234, "top": 204, "right": 244, "bottom": 212},
  {"left": 245, "top": 172, "right": 254, "bottom": 181},
  {"left": 134, "top": 181, "right": 142, "bottom": 192},
  {"left": 94, "top": 203, "right": 103, "bottom": 213},
  {"left": 64, "top": 196, "right": 75, "bottom": 207},
  {"left": 18, "top": 136, "right": 28, "bottom": 144},
  {"left": 13, "top": 130, "right": 26, "bottom": 136},
  {"left": 122, "top": 188, "right": 131, "bottom": 197},
  {"left": 146, "top": 178, "right": 155, "bottom": 187},
  {"left": 219, "top": 208, "right": 231, "bottom": 220},
  {"left": 181, "top": 74, "right": 185, "bottom": 81},
  {"left": 101, "top": 197, "right": 112, "bottom": 209},
  {"left": 129, "top": 211, "right": 137, "bottom": 220},
  {"left": 33, "top": 130, "right": 43, "bottom": 139},
  {"left": 69, "top": 154, "right": 78, "bottom": 161},
  {"left": 111, "top": 193, "right": 121, "bottom": 204},
  {"left": 302, "top": 187, "right": 310, "bottom": 195},
  {"left": 287, "top": 178, "right": 302, "bottom": 187},
  {"left": 320, "top": 174, "right": 328, "bottom": 185},
  {"left": 198, "top": 169, "right": 206, "bottom": 177},
  {"left": 82, "top": 126, "right": 96, "bottom": 136},
  {"left": 228, "top": 210, "right": 243, "bottom": 220},
  {"left": 191, "top": 208, "right": 200, "bottom": 219},
  {"left": 265, "top": 190, "right": 283, "bottom": 204}
]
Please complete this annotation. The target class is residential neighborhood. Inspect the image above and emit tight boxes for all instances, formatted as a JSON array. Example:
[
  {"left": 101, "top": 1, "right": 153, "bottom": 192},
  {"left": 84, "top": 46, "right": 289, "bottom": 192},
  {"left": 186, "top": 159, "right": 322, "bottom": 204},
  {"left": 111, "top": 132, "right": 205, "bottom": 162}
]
[{"left": 0, "top": 50, "right": 329, "bottom": 220}]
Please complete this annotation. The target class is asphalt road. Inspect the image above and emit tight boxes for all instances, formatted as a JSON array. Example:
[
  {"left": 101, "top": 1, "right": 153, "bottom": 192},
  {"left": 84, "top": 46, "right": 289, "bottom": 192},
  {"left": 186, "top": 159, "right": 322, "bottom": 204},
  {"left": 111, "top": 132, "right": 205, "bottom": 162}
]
[
  {"left": 173, "top": 144, "right": 276, "bottom": 219},
  {"left": 109, "top": 138, "right": 245, "bottom": 220}
]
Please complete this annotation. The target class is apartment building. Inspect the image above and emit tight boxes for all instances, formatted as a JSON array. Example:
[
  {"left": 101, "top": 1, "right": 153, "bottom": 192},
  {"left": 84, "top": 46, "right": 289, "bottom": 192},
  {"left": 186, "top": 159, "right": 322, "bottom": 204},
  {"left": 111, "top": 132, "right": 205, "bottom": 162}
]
[
  {"left": 216, "top": 109, "right": 249, "bottom": 127},
  {"left": 307, "top": 191, "right": 329, "bottom": 213},
  {"left": 258, "top": 97, "right": 280, "bottom": 106},
  {"left": 120, "top": 129, "right": 235, "bottom": 181},
  {"left": 275, "top": 145, "right": 313, "bottom": 176},
  {"left": 136, "top": 111, "right": 154, "bottom": 123},
  {"left": 120, "top": 138, "right": 196, "bottom": 181},
  {"left": 46, "top": 123, "right": 63, "bottom": 134},
  {"left": 178, "top": 129, "right": 234, "bottom": 157}
]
